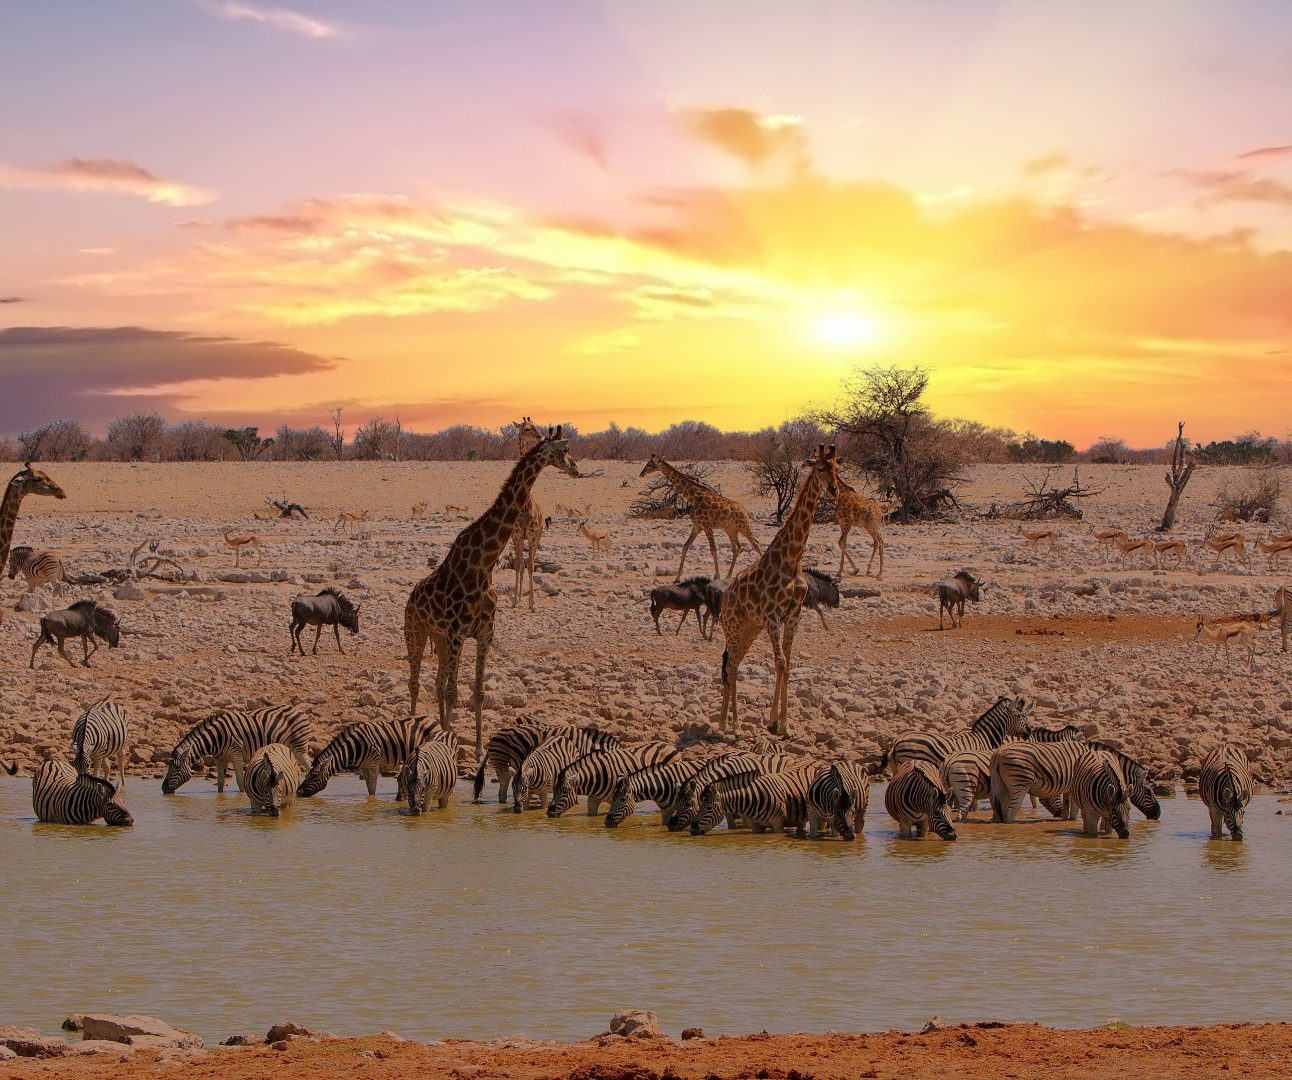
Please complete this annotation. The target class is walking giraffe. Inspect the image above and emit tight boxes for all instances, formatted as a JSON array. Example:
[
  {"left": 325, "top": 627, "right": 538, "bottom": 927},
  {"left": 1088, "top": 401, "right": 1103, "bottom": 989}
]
[
  {"left": 718, "top": 445, "right": 838, "bottom": 737},
  {"left": 404, "top": 427, "right": 579, "bottom": 755},
  {"left": 833, "top": 472, "right": 898, "bottom": 579},
  {"left": 1, "top": 464, "right": 67, "bottom": 621},
  {"left": 639, "top": 455, "right": 762, "bottom": 579},
  {"left": 511, "top": 416, "right": 547, "bottom": 612}
]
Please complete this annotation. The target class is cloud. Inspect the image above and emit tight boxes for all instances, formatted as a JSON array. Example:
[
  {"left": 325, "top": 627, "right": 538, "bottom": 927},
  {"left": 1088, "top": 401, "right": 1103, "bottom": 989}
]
[
  {"left": 678, "top": 107, "right": 809, "bottom": 172},
  {"left": 0, "top": 326, "right": 338, "bottom": 432},
  {"left": 1232, "top": 145, "right": 1292, "bottom": 165},
  {"left": 0, "top": 296, "right": 28, "bottom": 304},
  {"left": 0, "top": 158, "right": 215, "bottom": 206},
  {"left": 548, "top": 113, "right": 609, "bottom": 169},
  {"left": 1179, "top": 168, "right": 1292, "bottom": 206},
  {"left": 1020, "top": 152, "right": 1072, "bottom": 178},
  {"left": 199, "top": 1, "right": 339, "bottom": 39}
]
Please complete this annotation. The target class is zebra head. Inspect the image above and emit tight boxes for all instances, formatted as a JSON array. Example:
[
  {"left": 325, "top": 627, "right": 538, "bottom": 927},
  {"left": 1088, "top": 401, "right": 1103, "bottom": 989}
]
[
  {"left": 399, "top": 752, "right": 430, "bottom": 815},
  {"left": 161, "top": 751, "right": 194, "bottom": 794},
  {"left": 667, "top": 778, "right": 702, "bottom": 832},
  {"left": 833, "top": 782, "right": 856, "bottom": 841},
  {"left": 1226, "top": 799, "right": 1245, "bottom": 842},
  {"left": 930, "top": 807, "right": 957, "bottom": 841},
  {"left": 90, "top": 776, "right": 133, "bottom": 826},
  {"left": 511, "top": 769, "right": 535, "bottom": 814},
  {"left": 547, "top": 778, "right": 576, "bottom": 818},
  {"left": 689, "top": 786, "right": 724, "bottom": 836},
  {"left": 262, "top": 764, "right": 284, "bottom": 817},
  {"left": 296, "top": 753, "right": 335, "bottom": 798}
]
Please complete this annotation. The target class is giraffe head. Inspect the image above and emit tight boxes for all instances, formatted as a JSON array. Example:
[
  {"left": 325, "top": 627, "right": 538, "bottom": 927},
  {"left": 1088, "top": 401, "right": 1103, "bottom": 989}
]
[
  {"left": 804, "top": 444, "right": 839, "bottom": 497},
  {"left": 514, "top": 416, "right": 544, "bottom": 453},
  {"left": 528, "top": 425, "right": 580, "bottom": 479},
  {"left": 639, "top": 453, "right": 664, "bottom": 479},
  {"left": 12, "top": 463, "right": 67, "bottom": 500}
]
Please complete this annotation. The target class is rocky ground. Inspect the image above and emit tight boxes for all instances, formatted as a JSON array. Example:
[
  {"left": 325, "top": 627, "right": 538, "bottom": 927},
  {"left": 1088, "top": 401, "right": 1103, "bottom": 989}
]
[{"left": 2, "top": 461, "right": 1290, "bottom": 787}]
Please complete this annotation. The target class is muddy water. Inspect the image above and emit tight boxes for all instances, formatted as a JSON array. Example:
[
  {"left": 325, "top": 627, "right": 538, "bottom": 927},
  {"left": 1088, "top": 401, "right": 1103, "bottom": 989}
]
[{"left": 1, "top": 775, "right": 1287, "bottom": 1042}]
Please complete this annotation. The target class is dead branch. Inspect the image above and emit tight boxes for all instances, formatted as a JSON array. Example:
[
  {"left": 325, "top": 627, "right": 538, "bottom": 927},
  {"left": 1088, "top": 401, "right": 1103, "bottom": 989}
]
[
  {"left": 989, "top": 467, "right": 1102, "bottom": 520},
  {"left": 267, "top": 496, "right": 309, "bottom": 519}
]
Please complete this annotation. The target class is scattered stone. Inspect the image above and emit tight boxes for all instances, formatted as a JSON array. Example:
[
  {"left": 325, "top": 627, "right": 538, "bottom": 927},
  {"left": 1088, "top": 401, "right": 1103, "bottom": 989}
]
[
  {"left": 62, "top": 1014, "right": 85, "bottom": 1032},
  {"left": 0, "top": 1046, "right": 15, "bottom": 1061},
  {"left": 920, "top": 1016, "right": 946, "bottom": 1034},
  {"left": 270, "top": 1040, "right": 292, "bottom": 1051},
  {"left": 608, "top": 1009, "right": 663, "bottom": 1039},
  {"left": 0, "top": 1026, "right": 74, "bottom": 1058},
  {"left": 681, "top": 1027, "right": 705, "bottom": 1040},
  {"left": 114, "top": 581, "right": 147, "bottom": 601},
  {"left": 265, "top": 1020, "right": 317, "bottom": 1043},
  {"left": 80, "top": 1013, "right": 204, "bottom": 1049},
  {"left": 220, "top": 1034, "right": 262, "bottom": 1046}
]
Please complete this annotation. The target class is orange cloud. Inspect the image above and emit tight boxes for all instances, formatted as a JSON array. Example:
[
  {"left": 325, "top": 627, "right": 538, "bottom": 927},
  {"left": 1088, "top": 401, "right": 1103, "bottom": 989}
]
[
  {"left": 678, "top": 107, "right": 809, "bottom": 173},
  {"left": 0, "top": 158, "right": 215, "bottom": 206}
]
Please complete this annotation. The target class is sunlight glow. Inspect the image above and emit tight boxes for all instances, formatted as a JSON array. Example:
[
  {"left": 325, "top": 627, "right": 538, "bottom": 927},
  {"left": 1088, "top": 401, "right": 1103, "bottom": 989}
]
[{"left": 809, "top": 308, "right": 885, "bottom": 351}]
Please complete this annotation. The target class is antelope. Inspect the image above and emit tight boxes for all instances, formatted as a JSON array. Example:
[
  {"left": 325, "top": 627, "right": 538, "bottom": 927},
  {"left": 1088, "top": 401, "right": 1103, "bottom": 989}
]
[
  {"left": 1112, "top": 533, "right": 1154, "bottom": 567},
  {"left": 1018, "top": 526, "right": 1057, "bottom": 553},
  {"left": 1092, "top": 527, "right": 1127, "bottom": 554},
  {"left": 1194, "top": 616, "right": 1257, "bottom": 672},
  {"left": 1269, "top": 530, "right": 1292, "bottom": 545},
  {"left": 1255, "top": 537, "right": 1292, "bottom": 569},
  {"left": 411, "top": 502, "right": 429, "bottom": 519},
  {"left": 1202, "top": 534, "right": 1250, "bottom": 568},
  {"left": 445, "top": 503, "right": 467, "bottom": 515},
  {"left": 1152, "top": 538, "right": 1188, "bottom": 568},
  {"left": 577, "top": 519, "right": 611, "bottom": 552},
  {"left": 223, "top": 529, "right": 261, "bottom": 567},
  {"left": 334, "top": 509, "right": 370, "bottom": 534}
]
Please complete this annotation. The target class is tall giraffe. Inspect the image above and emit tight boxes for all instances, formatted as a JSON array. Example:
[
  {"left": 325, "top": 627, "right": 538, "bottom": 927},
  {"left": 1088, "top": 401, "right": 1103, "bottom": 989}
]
[
  {"left": 510, "top": 416, "right": 547, "bottom": 612},
  {"left": 639, "top": 455, "right": 762, "bottom": 579},
  {"left": 834, "top": 473, "right": 899, "bottom": 579},
  {"left": 1, "top": 464, "right": 67, "bottom": 618},
  {"left": 404, "top": 428, "right": 579, "bottom": 755},
  {"left": 717, "top": 445, "right": 838, "bottom": 738}
]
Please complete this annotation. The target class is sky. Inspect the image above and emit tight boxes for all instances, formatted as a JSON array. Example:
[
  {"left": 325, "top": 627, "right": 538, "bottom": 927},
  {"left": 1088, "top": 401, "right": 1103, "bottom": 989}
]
[{"left": 3, "top": 0, "right": 1292, "bottom": 445}]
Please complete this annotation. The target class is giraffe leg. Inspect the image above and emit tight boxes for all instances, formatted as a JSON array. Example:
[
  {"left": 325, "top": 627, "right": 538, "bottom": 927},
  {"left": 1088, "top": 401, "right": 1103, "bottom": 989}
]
[
  {"left": 705, "top": 529, "right": 722, "bottom": 578},
  {"left": 527, "top": 534, "right": 537, "bottom": 612},
  {"left": 405, "top": 617, "right": 429, "bottom": 715},
  {"left": 677, "top": 525, "right": 701, "bottom": 580},
  {"left": 766, "top": 618, "right": 787, "bottom": 736},
  {"left": 863, "top": 524, "right": 884, "bottom": 577},
  {"left": 436, "top": 635, "right": 463, "bottom": 738},
  {"left": 839, "top": 525, "right": 860, "bottom": 577},
  {"left": 725, "top": 529, "right": 741, "bottom": 577},
  {"left": 776, "top": 614, "right": 802, "bottom": 737},
  {"left": 719, "top": 624, "right": 758, "bottom": 736},
  {"left": 511, "top": 534, "right": 523, "bottom": 609},
  {"left": 742, "top": 525, "right": 762, "bottom": 558},
  {"left": 474, "top": 622, "right": 494, "bottom": 758}
]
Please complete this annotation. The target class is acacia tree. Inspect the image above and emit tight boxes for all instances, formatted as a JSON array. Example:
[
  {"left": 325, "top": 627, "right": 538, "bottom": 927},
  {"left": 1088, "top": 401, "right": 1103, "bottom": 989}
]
[
  {"left": 222, "top": 426, "right": 274, "bottom": 460},
  {"left": 1158, "top": 420, "right": 1196, "bottom": 532}
]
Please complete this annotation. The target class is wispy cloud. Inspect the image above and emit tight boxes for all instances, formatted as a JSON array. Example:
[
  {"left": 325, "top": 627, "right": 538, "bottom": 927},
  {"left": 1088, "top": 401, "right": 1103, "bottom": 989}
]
[
  {"left": 0, "top": 296, "right": 29, "bottom": 304},
  {"left": 200, "top": 1, "right": 340, "bottom": 39},
  {"left": 1232, "top": 144, "right": 1292, "bottom": 165},
  {"left": 0, "top": 158, "right": 215, "bottom": 206},
  {"left": 1178, "top": 168, "right": 1292, "bottom": 206},
  {"left": 548, "top": 112, "right": 610, "bottom": 169},
  {"left": 678, "top": 107, "right": 809, "bottom": 173}
]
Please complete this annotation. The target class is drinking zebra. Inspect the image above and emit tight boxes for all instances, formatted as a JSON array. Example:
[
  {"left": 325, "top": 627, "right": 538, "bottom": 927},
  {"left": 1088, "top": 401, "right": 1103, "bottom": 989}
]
[
  {"left": 297, "top": 716, "right": 440, "bottom": 798},
  {"left": 72, "top": 697, "right": 128, "bottom": 789},
  {"left": 1198, "top": 743, "right": 1252, "bottom": 841},
  {"left": 667, "top": 751, "right": 796, "bottom": 832},
  {"left": 806, "top": 761, "right": 871, "bottom": 840},
  {"left": 243, "top": 743, "right": 303, "bottom": 817},
  {"left": 162, "top": 705, "right": 316, "bottom": 794},
  {"left": 399, "top": 731, "right": 460, "bottom": 815},
  {"left": 884, "top": 696, "right": 1031, "bottom": 772},
  {"left": 32, "top": 759, "right": 132, "bottom": 825},
  {"left": 471, "top": 719, "right": 595, "bottom": 804},
  {"left": 604, "top": 758, "right": 703, "bottom": 828},
  {"left": 511, "top": 729, "right": 628, "bottom": 813},
  {"left": 885, "top": 760, "right": 957, "bottom": 840},
  {"left": 690, "top": 766, "right": 817, "bottom": 836},
  {"left": 1070, "top": 748, "right": 1131, "bottom": 839},
  {"left": 547, "top": 742, "right": 680, "bottom": 817},
  {"left": 7, "top": 546, "right": 66, "bottom": 592},
  {"left": 990, "top": 740, "right": 1160, "bottom": 824}
]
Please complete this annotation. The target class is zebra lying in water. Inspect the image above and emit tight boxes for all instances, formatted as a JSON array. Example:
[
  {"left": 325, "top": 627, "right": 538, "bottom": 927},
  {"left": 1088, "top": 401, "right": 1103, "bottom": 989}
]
[
  {"left": 399, "top": 731, "right": 459, "bottom": 815},
  {"left": 297, "top": 716, "right": 440, "bottom": 798},
  {"left": 547, "top": 742, "right": 679, "bottom": 818},
  {"left": 806, "top": 761, "right": 871, "bottom": 840},
  {"left": 989, "top": 740, "right": 1160, "bottom": 825},
  {"left": 1070, "top": 749, "right": 1131, "bottom": 839},
  {"left": 243, "top": 743, "right": 302, "bottom": 817},
  {"left": 163, "top": 705, "right": 315, "bottom": 795},
  {"left": 32, "top": 759, "right": 132, "bottom": 826},
  {"left": 72, "top": 697, "right": 128, "bottom": 790},
  {"left": 667, "top": 751, "right": 797, "bottom": 832},
  {"left": 1198, "top": 743, "right": 1252, "bottom": 841},
  {"left": 511, "top": 728, "right": 625, "bottom": 814},
  {"left": 604, "top": 758, "right": 702, "bottom": 828},
  {"left": 690, "top": 766, "right": 817, "bottom": 837},
  {"left": 885, "top": 760, "right": 957, "bottom": 840}
]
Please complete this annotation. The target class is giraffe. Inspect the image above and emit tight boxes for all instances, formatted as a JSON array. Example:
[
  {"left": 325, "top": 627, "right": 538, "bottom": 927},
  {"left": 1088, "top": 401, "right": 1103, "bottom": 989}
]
[
  {"left": 404, "top": 427, "right": 579, "bottom": 755},
  {"left": 510, "top": 416, "right": 548, "bottom": 612},
  {"left": 718, "top": 445, "right": 838, "bottom": 738},
  {"left": 1, "top": 464, "right": 67, "bottom": 620},
  {"left": 833, "top": 473, "right": 899, "bottom": 579},
  {"left": 639, "top": 455, "right": 762, "bottom": 579}
]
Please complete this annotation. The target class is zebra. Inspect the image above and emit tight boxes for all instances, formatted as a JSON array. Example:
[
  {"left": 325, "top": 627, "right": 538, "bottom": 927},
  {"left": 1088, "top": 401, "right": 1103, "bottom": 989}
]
[
  {"left": 806, "top": 761, "right": 871, "bottom": 840},
  {"left": 162, "top": 705, "right": 315, "bottom": 795},
  {"left": 7, "top": 545, "right": 66, "bottom": 592},
  {"left": 941, "top": 745, "right": 1052, "bottom": 820},
  {"left": 1070, "top": 748, "right": 1132, "bottom": 839},
  {"left": 32, "top": 759, "right": 132, "bottom": 826},
  {"left": 243, "top": 743, "right": 303, "bottom": 816},
  {"left": 885, "top": 696, "right": 1031, "bottom": 772},
  {"left": 1025, "top": 722, "right": 1084, "bottom": 742},
  {"left": 511, "top": 729, "right": 627, "bottom": 813},
  {"left": 547, "top": 742, "right": 680, "bottom": 817},
  {"left": 667, "top": 751, "right": 797, "bottom": 832},
  {"left": 989, "top": 740, "right": 1160, "bottom": 824},
  {"left": 72, "top": 697, "right": 128, "bottom": 790},
  {"left": 604, "top": 758, "right": 703, "bottom": 828},
  {"left": 471, "top": 719, "right": 586, "bottom": 804},
  {"left": 884, "top": 760, "right": 957, "bottom": 840},
  {"left": 690, "top": 766, "right": 817, "bottom": 836},
  {"left": 399, "top": 731, "right": 460, "bottom": 815},
  {"left": 297, "top": 716, "right": 440, "bottom": 798},
  {"left": 1198, "top": 743, "right": 1252, "bottom": 841}
]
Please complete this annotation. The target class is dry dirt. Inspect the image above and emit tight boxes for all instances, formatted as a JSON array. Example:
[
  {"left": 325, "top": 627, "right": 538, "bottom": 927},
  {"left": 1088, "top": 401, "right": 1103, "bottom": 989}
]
[
  {"left": 9, "top": 1023, "right": 1292, "bottom": 1079},
  {"left": 2, "top": 461, "right": 1290, "bottom": 784}
]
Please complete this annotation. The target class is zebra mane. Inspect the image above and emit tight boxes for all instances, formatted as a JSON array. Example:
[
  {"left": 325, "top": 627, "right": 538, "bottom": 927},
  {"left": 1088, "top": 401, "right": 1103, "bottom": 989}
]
[{"left": 1088, "top": 740, "right": 1148, "bottom": 779}]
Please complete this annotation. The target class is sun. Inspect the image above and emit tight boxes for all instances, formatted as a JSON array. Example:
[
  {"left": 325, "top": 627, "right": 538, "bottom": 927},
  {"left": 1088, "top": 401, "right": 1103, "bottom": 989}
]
[{"left": 809, "top": 308, "right": 885, "bottom": 350}]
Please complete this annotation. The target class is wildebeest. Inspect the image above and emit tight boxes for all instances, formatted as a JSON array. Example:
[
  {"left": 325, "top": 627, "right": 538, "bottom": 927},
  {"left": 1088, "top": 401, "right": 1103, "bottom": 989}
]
[
  {"left": 30, "top": 600, "right": 120, "bottom": 668},
  {"left": 649, "top": 576, "right": 713, "bottom": 637},
  {"left": 289, "top": 587, "right": 360, "bottom": 655},
  {"left": 936, "top": 569, "right": 983, "bottom": 630},
  {"left": 703, "top": 569, "right": 839, "bottom": 629}
]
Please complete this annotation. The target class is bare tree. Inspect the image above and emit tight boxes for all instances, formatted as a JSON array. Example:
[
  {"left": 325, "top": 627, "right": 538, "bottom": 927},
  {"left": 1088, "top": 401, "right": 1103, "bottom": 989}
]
[
  {"left": 165, "top": 420, "right": 227, "bottom": 461},
  {"left": 0, "top": 435, "right": 20, "bottom": 461},
  {"left": 1157, "top": 421, "right": 1196, "bottom": 532},
  {"left": 630, "top": 461, "right": 716, "bottom": 519},
  {"left": 745, "top": 419, "right": 824, "bottom": 524},
  {"left": 18, "top": 419, "right": 93, "bottom": 462},
  {"left": 105, "top": 412, "right": 166, "bottom": 461},
  {"left": 329, "top": 407, "right": 345, "bottom": 460}
]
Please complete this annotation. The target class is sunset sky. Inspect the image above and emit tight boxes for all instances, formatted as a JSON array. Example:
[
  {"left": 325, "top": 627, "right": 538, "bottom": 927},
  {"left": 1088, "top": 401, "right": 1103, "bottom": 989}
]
[{"left": 3, "top": 0, "right": 1292, "bottom": 445}]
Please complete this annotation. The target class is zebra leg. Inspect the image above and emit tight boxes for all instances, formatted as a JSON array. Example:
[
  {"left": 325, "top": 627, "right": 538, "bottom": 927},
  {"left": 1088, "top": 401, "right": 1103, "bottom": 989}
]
[
  {"left": 231, "top": 753, "right": 248, "bottom": 793},
  {"left": 496, "top": 764, "right": 512, "bottom": 804},
  {"left": 586, "top": 797, "right": 601, "bottom": 816},
  {"left": 1207, "top": 803, "right": 1224, "bottom": 840},
  {"left": 362, "top": 766, "right": 378, "bottom": 796},
  {"left": 1080, "top": 807, "right": 1100, "bottom": 837},
  {"left": 807, "top": 811, "right": 822, "bottom": 840}
]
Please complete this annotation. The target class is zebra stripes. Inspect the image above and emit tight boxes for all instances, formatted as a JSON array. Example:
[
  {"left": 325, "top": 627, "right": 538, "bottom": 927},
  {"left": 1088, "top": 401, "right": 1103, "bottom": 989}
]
[
  {"left": 33, "top": 759, "right": 132, "bottom": 826},
  {"left": 1070, "top": 749, "right": 1131, "bottom": 839},
  {"left": 163, "top": 705, "right": 315, "bottom": 794},
  {"left": 72, "top": 697, "right": 128, "bottom": 789},
  {"left": 7, "top": 545, "right": 66, "bottom": 591},
  {"left": 604, "top": 758, "right": 702, "bottom": 828},
  {"left": 399, "top": 731, "right": 460, "bottom": 815},
  {"left": 547, "top": 742, "right": 679, "bottom": 817},
  {"left": 1025, "top": 722, "right": 1084, "bottom": 742},
  {"left": 668, "top": 751, "right": 796, "bottom": 832},
  {"left": 511, "top": 729, "right": 626, "bottom": 813},
  {"left": 885, "top": 760, "right": 956, "bottom": 840},
  {"left": 471, "top": 720, "right": 602, "bottom": 804},
  {"left": 243, "top": 743, "right": 303, "bottom": 816},
  {"left": 886, "top": 696, "right": 1031, "bottom": 771},
  {"left": 806, "top": 761, "right": 870, "bottom": 840},
  {"left": 297, "top": 716, "right": 440, "bottom": 797},
  {"left": 990, "top": 740, "right": 1160, "bottom": 824},
  {"left": 940, "top": 747, "right": 994, "bottom": 821},
  {"left": 691, "top": 766, "right": 817, "bottom": 836},
  {"left": 1198, "top": 743, "right": 1252, "bottom": 841}
]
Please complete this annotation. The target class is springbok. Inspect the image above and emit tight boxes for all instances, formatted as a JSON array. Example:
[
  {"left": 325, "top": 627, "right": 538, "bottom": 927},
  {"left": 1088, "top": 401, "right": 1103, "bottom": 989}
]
[
  {"left": 1254, "top": 537, "right": 1292, "bottom": 569},
  {"left": 1194, "top": 616, "right": 1257, "bottom": 672},
  {"left": 1152, "top": 538, "right": 1188, "bottom": 568},
  {"left": 411, "top": 502, "right": 429, "bottom": 519},
  {"left": 1092, "top": 527, "right": 1127, "bottom": 555},
  {"left": 1112, "top": 533, "right": 1154, "bottom": 567},
  {"left": 223, "top": 529, "right": 261, "bottom": 567},
  {"left": 445, "top": 503, "right": 467, "bottom": 515},
  {"left": 1202, "top": 534, "right": 1250, "bottom": 568},
  {"left": 577, "top": 519, "right": 611, "bottom": 552},
  {"left": 1019, "top": 526, "right": 1058, "bottom": 553},
  {"left": 334, "top": 510, "right": 370, "bottom": 534}
]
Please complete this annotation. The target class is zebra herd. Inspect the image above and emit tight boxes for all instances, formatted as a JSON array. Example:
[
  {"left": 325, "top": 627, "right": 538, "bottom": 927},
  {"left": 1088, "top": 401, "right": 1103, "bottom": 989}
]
[{"left": 14, "top": 696, "right": 1253, "bottom": 844}]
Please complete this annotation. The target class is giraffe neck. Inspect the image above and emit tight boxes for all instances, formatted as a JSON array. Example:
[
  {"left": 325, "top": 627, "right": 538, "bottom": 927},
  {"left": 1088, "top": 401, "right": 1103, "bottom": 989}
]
[
  {"left": 760, "top": 466, "right": 827, "bottom": 576},
  {"left": 458, "top": 451, "right": 549, "bottom": 570},
  {"left": 0, "top": 476, "right": 25, "bottom": 569},
  {"left": 659, "top": 461, "right": 712, "bottom": 503}
]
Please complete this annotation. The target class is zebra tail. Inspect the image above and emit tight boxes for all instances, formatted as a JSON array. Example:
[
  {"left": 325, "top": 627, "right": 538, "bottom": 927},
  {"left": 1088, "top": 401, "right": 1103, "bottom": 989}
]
[
  {"left": 3, "top": 760, "right": 17, "bottom": 776},
  {"left": 471, "top": 759, "right": 487, "bottom": 803},
  {"left": 868, "top": 749, "right": 889, "bottom": 777}
]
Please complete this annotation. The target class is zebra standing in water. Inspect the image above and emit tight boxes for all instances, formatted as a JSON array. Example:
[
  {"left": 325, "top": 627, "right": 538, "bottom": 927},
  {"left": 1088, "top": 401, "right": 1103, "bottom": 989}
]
[
  {"left": 163, "top": 705, "right": 315, "bottom": 794},
  {"left": 690, "top": 766, "right": 817, "bottom": 837},
  {"left": 884, "top": 696, "right": 1031, "bottom": 772},
  {"left": 604, "top": 758, "right": 703, "bottom": 828},
  {"left": 7, "top": 546, "right": 66, "bottom": 592},
  {"left": 990, "top": 740, "right": 1160, "bottom": 824},
  {"left": 243, "top": 743, "right": 302, "bottom": 816},
  {"left": 547, "top": 742, "right": 680, "bottom": 817},
  {"left": 1198, "top": 743, "right": 1253, "bottom": 841},
  {"left": 667, "top": 751, "right": 797, "bottom": 832},
  {"left": 806, "top": 761, "right": 871, "bottom": 840},
  {"left": 72, "top": 698, "right": 128, "bottom": 790},
  {"left": 32, "top": 759, "right": 132, "bottom": 825},
  {"left": 1070, "top": 749, "right": 1132, "bottom": 839},
  {"left": 297, "top": 716, "right": 439, "bottom": 798},
  {"left": 472, "top": 719, "right": 587, "bottom": 804},
  {"left": 511, "top": 729, "right": 627, "bottom": 813},
  {"left": 399, "top": 731, "right": 460, "bottom": 815},
  {"left": 885, "top": 760, "right": 957, "bottom": 840}
]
